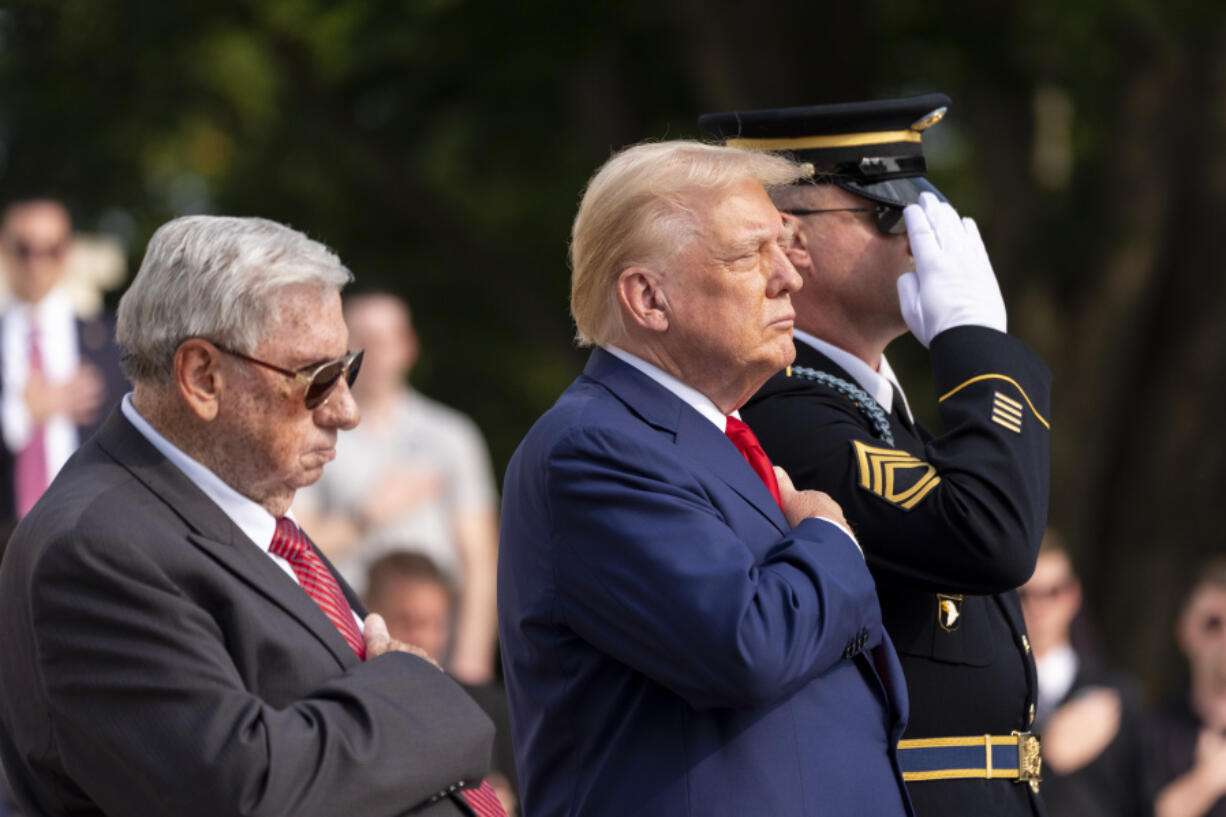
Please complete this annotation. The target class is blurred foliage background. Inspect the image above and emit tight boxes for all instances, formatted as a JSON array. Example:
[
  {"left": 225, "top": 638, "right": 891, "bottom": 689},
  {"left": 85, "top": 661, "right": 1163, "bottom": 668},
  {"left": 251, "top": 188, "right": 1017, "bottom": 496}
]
[{"left": 3, "top": 0, "right": 1226, "bottom": 701}]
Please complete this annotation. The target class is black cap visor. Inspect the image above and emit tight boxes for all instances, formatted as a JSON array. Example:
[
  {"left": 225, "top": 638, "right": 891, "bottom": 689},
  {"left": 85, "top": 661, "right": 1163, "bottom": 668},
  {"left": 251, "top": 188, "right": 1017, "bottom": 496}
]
[{"left": 835, "top": 175, "right": 947, "bottom": 208}]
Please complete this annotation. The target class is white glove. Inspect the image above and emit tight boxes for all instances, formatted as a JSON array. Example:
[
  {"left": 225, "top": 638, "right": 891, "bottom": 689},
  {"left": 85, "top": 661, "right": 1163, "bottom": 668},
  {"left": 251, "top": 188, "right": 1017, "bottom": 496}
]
[{"left": 896, "top": 192, "right": 1007, "bottom": 348}]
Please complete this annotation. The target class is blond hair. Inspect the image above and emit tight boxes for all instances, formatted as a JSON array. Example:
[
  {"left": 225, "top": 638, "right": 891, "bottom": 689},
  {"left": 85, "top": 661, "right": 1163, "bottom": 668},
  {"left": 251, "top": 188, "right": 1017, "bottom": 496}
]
[{"left": 569, "top": 140, "right": 809, "bottom": 347}]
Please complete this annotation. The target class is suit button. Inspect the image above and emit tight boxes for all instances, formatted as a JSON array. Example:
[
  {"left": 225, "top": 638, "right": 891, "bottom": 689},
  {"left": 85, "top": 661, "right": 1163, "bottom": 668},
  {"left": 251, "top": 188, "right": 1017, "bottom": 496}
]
[{"left": 1021, "top": 634, "right": 1031, "bottom": 654}]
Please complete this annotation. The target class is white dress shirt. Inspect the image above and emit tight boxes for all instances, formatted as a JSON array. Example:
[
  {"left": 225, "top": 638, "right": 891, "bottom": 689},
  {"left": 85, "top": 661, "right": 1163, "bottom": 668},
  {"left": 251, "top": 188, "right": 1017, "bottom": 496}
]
[
  {"left": 2, "top": 288, "right": 82, "bottom": 479},
  {"left": 121, "top": 394, "right": 363, "bottom": 630},
  {"left": 793, "top": 329, "right": 914, "bottom": 424}
]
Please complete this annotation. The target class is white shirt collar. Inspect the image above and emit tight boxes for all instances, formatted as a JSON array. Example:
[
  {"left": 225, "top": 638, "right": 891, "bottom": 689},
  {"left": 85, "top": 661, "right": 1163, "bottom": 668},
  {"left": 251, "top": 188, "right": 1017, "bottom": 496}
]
[
  {"left": 605, "top": 346, "right": 732, "bottom": 430},
  {"left": 120, "top": 393, "right": 283, "bottom": 552},
  {"left": 792, "top": 329, "right": 914, "bottom": 423}
]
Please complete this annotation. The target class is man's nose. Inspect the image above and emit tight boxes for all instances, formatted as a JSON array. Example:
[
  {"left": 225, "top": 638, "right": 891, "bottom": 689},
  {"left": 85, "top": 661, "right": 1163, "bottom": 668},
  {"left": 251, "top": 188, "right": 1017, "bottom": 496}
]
[
  {"left": 766, "top": 243, "right": 803, "bottom": 297},
  {"left": 315, "top": 376, "right": 360, "bottom": 430}
]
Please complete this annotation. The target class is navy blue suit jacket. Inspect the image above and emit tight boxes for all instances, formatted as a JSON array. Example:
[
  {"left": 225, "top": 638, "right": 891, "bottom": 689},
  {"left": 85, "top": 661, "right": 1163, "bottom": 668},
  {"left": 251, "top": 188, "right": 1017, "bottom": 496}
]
[{"left": 498, "top": 349, "right": 914, "bottom": 817}]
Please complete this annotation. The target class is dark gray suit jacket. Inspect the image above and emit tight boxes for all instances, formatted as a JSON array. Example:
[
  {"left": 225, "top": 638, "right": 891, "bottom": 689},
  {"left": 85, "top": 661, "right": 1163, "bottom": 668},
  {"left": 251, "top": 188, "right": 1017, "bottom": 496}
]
[{"left": 0, "top": 408, "right": 494, "bottom": 816}]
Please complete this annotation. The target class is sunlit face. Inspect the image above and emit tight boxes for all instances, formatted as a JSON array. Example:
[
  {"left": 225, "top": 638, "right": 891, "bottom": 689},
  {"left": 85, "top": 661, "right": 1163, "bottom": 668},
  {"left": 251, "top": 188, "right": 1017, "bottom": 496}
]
[
  {"left": 785, "top": 184, "right": 914, "bottom": 338},
  {"left": 1019, "top": 549, "right": 1081, "bottom": 656},
  {"left": 0, "top": 201, "right": 72, "bottom": 303},
  {"left": 369, "top": 576, "right": 451, "bottom": 660},
  {"left": 658, "top": 178, "right": 802, "bottom": 405},
  {"left": 1178, "top": 583, "right": 1226, "bottom": 693},
  {"left": 211, "top": 285, "right": 360, "bottom": 515}
]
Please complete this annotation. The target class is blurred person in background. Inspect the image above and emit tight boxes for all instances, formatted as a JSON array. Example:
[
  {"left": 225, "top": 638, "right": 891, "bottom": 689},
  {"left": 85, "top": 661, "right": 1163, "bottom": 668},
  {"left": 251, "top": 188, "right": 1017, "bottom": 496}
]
[
  {"left": 0, "top": 197, "right": 126, "bottom": 545},
  {"left": 365, "top": 550, "right": 518, "bottom": 816},
  {"left": 295, "top": 289, "right": 499, "bottom": 685},
  {"left": 1153, "top": 557, "right": 1226, "bottom": 817},
  {"left": 704, "top": 96, "right": 1050, "bottom": 816},
  {"left": 1020, "top": 529, "right": 1153, "bottom": 817}
]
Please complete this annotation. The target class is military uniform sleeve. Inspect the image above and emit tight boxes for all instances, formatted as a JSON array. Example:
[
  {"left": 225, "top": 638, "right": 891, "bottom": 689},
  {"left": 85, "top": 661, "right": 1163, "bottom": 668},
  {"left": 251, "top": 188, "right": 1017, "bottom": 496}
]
[
  {"left": 744, "top": 326, "right": 1050, "bottom": 595},
  {"left": 546, "top": 424, "right": 882, "bottom": 710}
]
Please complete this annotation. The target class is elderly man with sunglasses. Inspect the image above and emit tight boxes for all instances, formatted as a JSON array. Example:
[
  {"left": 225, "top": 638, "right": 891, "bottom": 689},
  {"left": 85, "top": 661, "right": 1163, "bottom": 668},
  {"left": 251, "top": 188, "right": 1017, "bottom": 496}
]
[
  {"left": 701, "top": 95, "right": 1052, "bottom": 817},
  {"left": 0, "top": 216, "right": 507, "bottom": 817}
]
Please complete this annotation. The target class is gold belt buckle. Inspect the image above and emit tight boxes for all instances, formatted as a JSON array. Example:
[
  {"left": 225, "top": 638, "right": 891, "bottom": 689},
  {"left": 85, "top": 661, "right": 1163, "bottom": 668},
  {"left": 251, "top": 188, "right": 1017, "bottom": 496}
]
[{"left": 1012, "top": 730, "right": 1042, "bottom": 792}]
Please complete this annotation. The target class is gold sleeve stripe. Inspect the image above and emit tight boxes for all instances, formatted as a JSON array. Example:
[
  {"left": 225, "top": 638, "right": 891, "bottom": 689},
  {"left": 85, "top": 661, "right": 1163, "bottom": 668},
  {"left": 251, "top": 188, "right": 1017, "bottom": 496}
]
[
  {"left": 993, "top": 392, "right": 1023, "bottom": 412},
  {"left": 992, "top": 396, "right": 1024, "bottom": 421},
  {"left": 939, "top": 374, "right": 1050, "bottom": 429},
  {"left": 726, "top": 129, "right": 922, "bottom": 152},
  {"left": 992, "top": 414, "right": 1023, "bottom": 434}
]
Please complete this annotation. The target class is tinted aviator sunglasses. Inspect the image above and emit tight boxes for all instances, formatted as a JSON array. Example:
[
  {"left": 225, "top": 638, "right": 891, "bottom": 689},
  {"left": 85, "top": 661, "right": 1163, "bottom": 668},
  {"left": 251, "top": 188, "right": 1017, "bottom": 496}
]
[
  {"left": 213, "top": 343, "right": 364, "bottom": 410},
  {"left": 780, "top": 203, "right": 907, "bottom": 236}
]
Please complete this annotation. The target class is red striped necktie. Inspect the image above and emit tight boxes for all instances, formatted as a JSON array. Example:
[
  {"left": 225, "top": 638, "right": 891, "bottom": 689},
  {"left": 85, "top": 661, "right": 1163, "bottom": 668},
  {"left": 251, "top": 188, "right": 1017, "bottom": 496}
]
[
  {"left": 15, "top": 326, "right": 47, "bottom": 517},
  {"left": 460, "top": 780, "right": 507, "bottom": 816},
  {"left": 269, "top": 517, "right": 366, "bottom": 660},
  {"left": 724, "top": 416, "right": 784, "bottom": 510},
  {"left": 271, "top": 518, "right": 508, "bottom": 816}
]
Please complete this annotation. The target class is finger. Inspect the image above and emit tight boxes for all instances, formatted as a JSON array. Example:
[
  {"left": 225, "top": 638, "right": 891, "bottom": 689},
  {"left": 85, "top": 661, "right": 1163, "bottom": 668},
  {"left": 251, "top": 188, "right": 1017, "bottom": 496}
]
[
  {"left": 363, "top": 613, "right": 390, "bottom": 654},
  {"left": 925, "top": 197, "right": 965, "bottom": 246},
  {"left": 773, "top": 465, "right": 795, "bottom": 494},
  {"left": 961, "top": 216, "right": 992, "bottom": 269},
  {"left": 903, "top": 204, "right": 939, "bottom": 259}
]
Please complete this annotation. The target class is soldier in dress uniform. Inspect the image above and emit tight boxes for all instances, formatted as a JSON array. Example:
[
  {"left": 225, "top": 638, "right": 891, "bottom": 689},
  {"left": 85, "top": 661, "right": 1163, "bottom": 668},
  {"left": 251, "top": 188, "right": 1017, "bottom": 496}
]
[{"left": 700, "top": 95, "right": 1051, "bottom": 816}]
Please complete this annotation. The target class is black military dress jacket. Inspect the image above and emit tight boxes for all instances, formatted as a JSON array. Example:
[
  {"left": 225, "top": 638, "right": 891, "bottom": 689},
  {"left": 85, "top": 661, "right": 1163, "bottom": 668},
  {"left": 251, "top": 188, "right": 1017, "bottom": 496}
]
[{"left": 743, "top": 325, "right": 1051, "bottom": 817}]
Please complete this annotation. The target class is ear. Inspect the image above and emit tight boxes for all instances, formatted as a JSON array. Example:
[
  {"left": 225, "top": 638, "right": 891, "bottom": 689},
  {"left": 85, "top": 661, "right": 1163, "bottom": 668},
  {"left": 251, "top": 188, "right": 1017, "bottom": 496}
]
[
  {"left": 617, "top": 266, "right": 670, "bottom": 334},
  {"left": 781, "top": 212, "right": 813, "bottom": 272},
  {"left": 174, "top": 339, "right": 225, "bottom": 422}
]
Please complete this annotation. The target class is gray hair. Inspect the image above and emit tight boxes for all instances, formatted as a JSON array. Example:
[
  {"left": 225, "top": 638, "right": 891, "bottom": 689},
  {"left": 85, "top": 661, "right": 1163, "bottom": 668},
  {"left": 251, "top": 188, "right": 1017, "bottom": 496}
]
[
  {"left": 116, "top": 215, "right": 353, "bottom": 383},
  {"left": 569, "top": 140, "right": 810, "bottom": 348}
]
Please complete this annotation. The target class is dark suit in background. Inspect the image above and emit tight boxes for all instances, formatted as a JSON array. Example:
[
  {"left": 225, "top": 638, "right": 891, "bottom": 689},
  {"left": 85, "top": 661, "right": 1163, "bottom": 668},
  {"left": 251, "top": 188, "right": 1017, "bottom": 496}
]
[{"left": 0, "top": 311, "right": 127, "bottom": 536}]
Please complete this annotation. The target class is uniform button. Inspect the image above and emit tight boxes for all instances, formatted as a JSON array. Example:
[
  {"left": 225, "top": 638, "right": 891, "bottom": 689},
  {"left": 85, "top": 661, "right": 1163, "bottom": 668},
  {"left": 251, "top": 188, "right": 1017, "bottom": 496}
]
[
  {"left": 1028, "top": 702, "right": 1036, "bottom": 726},
  {"left": 457, "top": 780, "right": 465, "bottom": 786},
  {"left": 1021, "top": 634, "right": 1031, "bottom": 654}
]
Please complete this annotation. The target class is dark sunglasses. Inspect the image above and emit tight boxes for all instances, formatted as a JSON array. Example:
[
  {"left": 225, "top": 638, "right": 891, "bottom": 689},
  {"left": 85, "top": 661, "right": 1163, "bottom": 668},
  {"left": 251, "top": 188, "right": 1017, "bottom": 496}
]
[
  {"left": 780, "top": 204, "right": 907, "bottom": 236},
  {"left": 213, "top": 344, "right": 364, "bottom": 411}
]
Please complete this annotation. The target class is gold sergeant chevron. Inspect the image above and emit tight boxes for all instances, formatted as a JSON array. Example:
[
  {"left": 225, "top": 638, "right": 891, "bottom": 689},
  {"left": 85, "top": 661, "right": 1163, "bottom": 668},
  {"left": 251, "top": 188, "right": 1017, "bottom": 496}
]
[
  {"left": 851, "top": 440, "right": 942, "bottom": 510},
  {"left": 991, "top": 391, "right": 1024, "bottom": 433}
]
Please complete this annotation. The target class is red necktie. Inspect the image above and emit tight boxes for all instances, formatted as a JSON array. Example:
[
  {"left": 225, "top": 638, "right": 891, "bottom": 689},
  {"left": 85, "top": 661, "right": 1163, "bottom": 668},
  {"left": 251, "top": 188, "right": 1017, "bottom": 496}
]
[
  {"left": 725, "top": 416, "right": 783, "bottom": 510},
  {"left": 269, "top": 517, "right": 366, "bottom": 660},
  {"left": 15, "top": 326, "right": 47, "bottom": 517},
  {"left": 460, "top": 780, "right": 508, "bottom": 816},
  {"left": 270, "top": 520, "right": 507, "bottom": 817}
]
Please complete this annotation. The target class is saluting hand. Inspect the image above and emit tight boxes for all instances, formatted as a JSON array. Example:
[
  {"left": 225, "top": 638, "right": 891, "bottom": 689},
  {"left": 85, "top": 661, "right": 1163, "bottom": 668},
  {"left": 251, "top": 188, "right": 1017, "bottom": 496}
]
[{"left": 897, "top": 192, "right": 1007, "bottom": 347}]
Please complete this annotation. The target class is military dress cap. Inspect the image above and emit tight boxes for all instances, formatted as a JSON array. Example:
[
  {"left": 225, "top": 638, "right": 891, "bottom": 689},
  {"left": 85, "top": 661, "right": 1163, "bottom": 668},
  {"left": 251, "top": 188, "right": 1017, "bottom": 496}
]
[{"left": 698, "top": 93, "right": 951, "bottom": 208}]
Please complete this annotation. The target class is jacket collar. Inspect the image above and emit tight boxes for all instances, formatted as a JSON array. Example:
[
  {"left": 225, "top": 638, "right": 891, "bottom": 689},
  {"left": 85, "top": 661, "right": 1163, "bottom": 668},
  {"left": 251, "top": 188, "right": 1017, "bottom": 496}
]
[
  {"left": 583, "top": 348, "right": 789, "bottom": 534},
  {"left": 93, "top": 408, "right": 365, "bottom": 668}
]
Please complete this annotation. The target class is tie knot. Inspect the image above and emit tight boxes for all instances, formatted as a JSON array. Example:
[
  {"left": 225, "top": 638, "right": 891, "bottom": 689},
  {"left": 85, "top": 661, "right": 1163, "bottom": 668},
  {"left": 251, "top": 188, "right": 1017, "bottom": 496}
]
[
  {"left": 270, "top": 517, "right": 306, "bottom": 559},
  {"left": 724, "top": 415, "right": 754, "bottom": 443}
]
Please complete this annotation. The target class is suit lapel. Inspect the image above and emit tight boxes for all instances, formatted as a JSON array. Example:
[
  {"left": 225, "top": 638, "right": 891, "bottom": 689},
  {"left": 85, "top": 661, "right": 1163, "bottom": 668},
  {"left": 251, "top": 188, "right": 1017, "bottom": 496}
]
[
  {"left": 93, "top": 409, "right": 361, "bottom": 668},
  {"left": 584, "top": 349, "right": 789, "bottom": 535}
]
